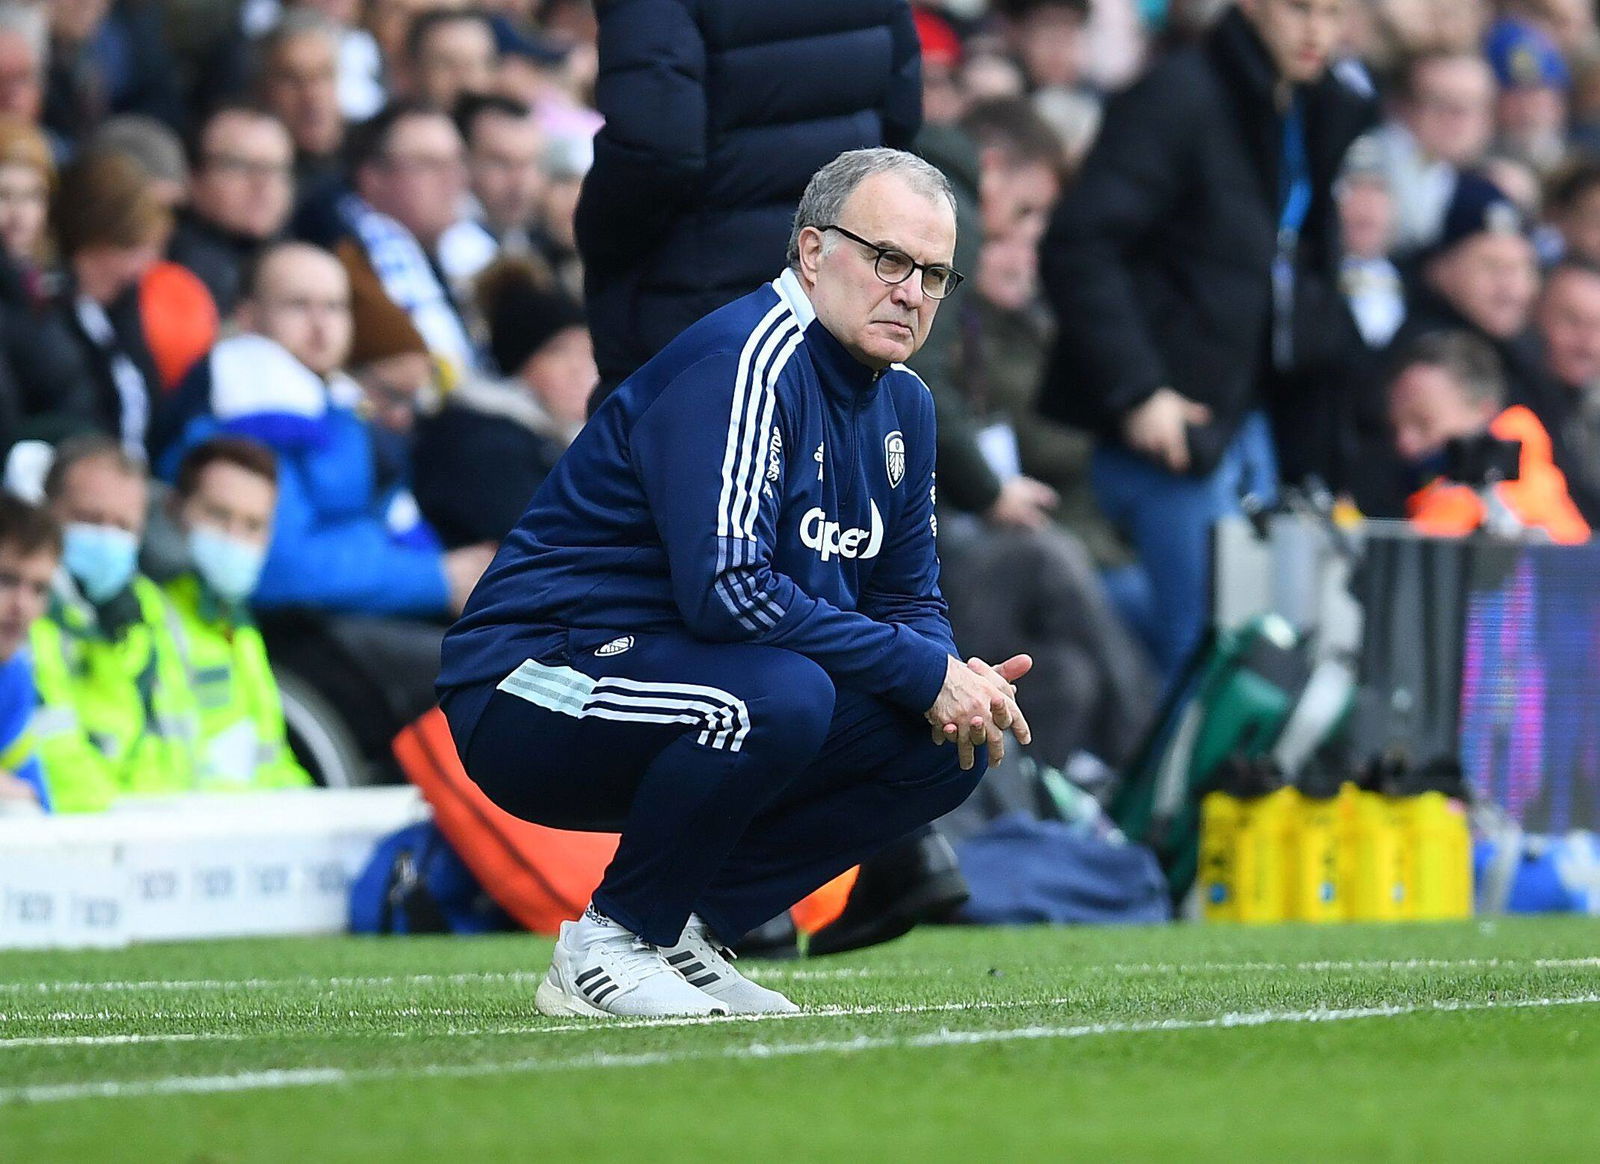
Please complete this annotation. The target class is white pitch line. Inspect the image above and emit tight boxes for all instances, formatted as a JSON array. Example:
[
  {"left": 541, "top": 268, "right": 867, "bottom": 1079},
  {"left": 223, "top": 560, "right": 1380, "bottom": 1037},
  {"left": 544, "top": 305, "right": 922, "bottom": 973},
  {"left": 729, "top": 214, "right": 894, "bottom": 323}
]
[
  {"left": 0, "top": 995, "right": 1087, "bottom": 1048},
  {"left": 2, "top": 956, "right": 1595, "bottom": 999},
  {"left": 1109, "top": 957, "right": 1600, "bottom": 974},
  {"left": 4, "top": 993, "right": 1597, "bottom": 1106},
  {"left": 0, "top": 965, "right": 899, "bottom": 997}
]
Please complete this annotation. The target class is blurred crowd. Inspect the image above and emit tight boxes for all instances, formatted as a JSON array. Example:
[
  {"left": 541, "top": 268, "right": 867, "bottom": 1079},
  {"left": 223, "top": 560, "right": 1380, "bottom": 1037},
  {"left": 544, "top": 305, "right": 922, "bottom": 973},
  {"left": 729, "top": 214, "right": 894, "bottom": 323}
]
[{"left": 3, "top": 0, "right": 1600, "bottom": 815}]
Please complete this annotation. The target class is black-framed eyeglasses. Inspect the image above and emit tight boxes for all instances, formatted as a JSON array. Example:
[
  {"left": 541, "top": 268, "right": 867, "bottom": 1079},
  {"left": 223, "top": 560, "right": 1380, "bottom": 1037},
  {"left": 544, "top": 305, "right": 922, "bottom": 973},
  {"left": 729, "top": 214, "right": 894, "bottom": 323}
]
[{"left": 818, "top": 224, "right": 964, "bottom": 299}]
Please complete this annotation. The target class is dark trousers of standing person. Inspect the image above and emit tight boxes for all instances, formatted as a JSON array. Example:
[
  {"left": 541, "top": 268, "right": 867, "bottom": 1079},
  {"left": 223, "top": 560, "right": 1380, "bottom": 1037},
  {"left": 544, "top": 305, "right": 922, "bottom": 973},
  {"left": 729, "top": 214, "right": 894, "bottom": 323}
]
[{"left": 441, "top": 629, "right": 985, "bottom": 946}]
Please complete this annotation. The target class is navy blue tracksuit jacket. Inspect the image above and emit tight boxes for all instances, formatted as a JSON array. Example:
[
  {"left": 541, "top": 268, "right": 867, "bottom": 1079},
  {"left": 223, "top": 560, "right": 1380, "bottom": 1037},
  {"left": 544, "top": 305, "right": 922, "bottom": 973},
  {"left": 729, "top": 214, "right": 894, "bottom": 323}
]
[{"left": 439, "top": 268, "right": 955, "bottom": 715}]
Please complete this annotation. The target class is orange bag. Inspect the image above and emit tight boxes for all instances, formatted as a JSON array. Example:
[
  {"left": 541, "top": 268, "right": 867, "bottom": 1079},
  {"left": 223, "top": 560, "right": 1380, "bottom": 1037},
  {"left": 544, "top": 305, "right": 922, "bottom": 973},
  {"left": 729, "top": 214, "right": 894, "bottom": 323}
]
[
  {"left": 393, "top": 708, "right": 618, "bottom": 934},
  {"left": 392, "top": 707, "right": 857, "bottom": 938}
]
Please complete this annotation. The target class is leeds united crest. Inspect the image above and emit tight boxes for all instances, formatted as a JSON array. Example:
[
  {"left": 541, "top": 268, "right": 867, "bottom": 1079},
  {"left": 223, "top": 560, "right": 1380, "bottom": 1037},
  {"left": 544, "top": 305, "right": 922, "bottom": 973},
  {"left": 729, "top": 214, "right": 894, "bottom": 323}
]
[{"left": 884, "top": 430, "right": 906, "bottom": 488}]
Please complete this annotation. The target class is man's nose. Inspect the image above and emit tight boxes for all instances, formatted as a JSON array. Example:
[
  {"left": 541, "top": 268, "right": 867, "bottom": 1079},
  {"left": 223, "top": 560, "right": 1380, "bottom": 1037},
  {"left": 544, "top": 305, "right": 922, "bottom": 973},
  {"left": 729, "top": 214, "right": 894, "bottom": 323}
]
[{"left": 890, "top": 275, "right": 926, "bottom": 309}]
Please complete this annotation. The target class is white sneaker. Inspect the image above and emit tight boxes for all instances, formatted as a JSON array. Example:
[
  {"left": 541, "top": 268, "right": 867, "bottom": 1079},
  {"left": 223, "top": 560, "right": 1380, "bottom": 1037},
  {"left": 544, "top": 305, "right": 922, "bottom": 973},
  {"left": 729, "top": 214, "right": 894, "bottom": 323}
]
[
  {"left": 535, "top": 911, "right": 730, "bottom": 1019},
  {"left": 658, "top": 915, "right": 800, "bottom": 1015}
]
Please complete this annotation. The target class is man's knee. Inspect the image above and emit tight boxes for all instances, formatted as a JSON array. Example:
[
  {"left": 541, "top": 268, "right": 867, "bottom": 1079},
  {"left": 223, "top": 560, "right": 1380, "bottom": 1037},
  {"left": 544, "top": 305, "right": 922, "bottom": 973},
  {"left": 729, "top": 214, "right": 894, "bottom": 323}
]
[
  {"left": 886, "top": 733, "right": 988, "bottom": 820},
  {"left": 745, "top": 651, "right": 835, "bottom": 763}
]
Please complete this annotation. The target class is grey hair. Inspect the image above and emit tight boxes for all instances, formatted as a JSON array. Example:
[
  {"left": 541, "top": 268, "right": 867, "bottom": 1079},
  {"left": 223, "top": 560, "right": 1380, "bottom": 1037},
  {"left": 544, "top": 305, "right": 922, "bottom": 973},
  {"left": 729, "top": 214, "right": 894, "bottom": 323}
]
[
  {"left": 0, "top": 3, "right": 47, "bottom": 65},
  {"left": 258, "top": 8, "right": 341, "bottom": 64},
  {"left": 786, "top": 148, "right": 956, "bottom": 267}
]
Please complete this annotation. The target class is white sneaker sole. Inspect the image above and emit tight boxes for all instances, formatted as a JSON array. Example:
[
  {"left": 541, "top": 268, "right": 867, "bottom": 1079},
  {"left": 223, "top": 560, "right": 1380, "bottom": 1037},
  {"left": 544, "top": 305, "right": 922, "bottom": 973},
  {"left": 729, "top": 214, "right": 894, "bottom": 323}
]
[
  {"left": 534, "top": 975, "right": 731, "bottom": 1020},
  {"left": 535, "top": 977, "right": 613, "bottom": 1019}
]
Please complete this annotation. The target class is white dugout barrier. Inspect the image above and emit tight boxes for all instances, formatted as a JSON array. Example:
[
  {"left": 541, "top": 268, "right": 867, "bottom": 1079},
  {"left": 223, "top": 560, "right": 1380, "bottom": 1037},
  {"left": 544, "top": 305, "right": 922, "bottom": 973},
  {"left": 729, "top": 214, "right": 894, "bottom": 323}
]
[{"left": 0, "top": 787, "right": 427, "bottom": 950}]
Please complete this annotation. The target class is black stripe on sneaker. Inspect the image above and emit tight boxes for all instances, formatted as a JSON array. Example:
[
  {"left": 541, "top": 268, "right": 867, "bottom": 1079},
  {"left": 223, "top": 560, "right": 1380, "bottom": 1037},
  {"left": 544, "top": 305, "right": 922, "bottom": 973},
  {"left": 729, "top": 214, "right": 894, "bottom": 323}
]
[
  {"left": 580, "top": 973, "right": 613, "bottom": 998},
  {"left": 590, "top": 982, "right": 619, "bottom": 1005},
  {"left": 675, "top": 962, "right": 706, "bottom": 976},
  {"left": 688, "top": 973, "right": 719, "bottom": 988},
  {"left": 574, "top": 967, "right": 605, "bottom": 987},
  {"left": 666, "top": 951, "right": 696, "bottom": 966}
]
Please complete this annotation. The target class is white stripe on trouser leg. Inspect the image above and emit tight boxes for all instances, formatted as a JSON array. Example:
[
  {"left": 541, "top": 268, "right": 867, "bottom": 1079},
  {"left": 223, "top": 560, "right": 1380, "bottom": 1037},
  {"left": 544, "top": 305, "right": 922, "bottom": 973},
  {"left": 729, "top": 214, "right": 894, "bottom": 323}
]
[{"left": 497, "top": 660, "right": 752, "bottom": 752}]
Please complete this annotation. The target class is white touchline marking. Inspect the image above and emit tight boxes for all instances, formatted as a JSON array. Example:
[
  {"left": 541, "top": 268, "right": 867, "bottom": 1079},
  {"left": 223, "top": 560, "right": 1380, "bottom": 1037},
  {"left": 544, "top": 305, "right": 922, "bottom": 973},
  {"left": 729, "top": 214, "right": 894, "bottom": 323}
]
[
  {"left": 0, "top": 966, "right": 901, "bottom": 997},
  {"left": 1, "top": 957, "right": 1594, "bottom": 998},
  {"left": 0, "top": 995, "right": 1115, "bottom": 1047},
  {"left": 3, "top": 993, "right": 1597, "bottom": 1105},
  {"left": 1109, "top": 957, "right": 1600, "bottom": 974}
]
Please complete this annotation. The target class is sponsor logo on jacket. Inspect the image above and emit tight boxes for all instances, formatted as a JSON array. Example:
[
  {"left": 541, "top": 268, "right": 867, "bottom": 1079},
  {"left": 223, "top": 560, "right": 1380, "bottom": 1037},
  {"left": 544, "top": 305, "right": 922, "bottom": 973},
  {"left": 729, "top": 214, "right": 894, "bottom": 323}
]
[{"left": 800, "top": 501, "right": 884, "bottom": 562}]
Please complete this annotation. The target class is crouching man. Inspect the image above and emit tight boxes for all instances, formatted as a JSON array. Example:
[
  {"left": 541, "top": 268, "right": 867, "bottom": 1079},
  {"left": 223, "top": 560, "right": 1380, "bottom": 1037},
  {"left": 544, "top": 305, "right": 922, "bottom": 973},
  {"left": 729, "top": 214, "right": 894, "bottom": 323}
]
[{"left": 439, "top": 149, "right": 1031, "bottom": 1019}]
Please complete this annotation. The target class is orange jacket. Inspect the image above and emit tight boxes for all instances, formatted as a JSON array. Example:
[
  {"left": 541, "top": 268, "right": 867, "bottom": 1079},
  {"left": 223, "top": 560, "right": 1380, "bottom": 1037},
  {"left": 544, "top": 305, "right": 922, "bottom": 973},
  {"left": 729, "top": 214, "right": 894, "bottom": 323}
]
[{"left": 1406, "top": 405, "right": 1590, "bottom": 545}]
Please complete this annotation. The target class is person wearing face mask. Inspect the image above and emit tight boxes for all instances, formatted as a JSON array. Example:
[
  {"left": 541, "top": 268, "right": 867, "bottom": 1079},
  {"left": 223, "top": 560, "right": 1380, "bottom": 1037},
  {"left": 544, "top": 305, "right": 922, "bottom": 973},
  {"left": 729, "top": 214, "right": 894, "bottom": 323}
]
[
  {"left": 29, "top": 436, "right": 201, "bottom": 812},
  {"left": 163, "top": 437, "right": 311, "bottom": 793}
]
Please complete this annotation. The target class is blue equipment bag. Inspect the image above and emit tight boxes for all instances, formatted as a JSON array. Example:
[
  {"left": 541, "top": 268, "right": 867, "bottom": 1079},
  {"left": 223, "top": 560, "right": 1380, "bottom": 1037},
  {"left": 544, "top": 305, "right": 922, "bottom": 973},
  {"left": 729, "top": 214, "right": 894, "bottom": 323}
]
[{"left": 350, "top": 821, "right": 514, "bottom": 934}]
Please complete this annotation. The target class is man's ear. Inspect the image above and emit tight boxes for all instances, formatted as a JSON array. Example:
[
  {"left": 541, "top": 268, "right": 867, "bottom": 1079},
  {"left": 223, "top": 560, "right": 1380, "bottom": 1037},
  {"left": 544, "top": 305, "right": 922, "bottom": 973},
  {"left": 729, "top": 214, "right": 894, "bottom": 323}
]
[{"left": 797, "top": 226, "right": 825, "bottom": 283}]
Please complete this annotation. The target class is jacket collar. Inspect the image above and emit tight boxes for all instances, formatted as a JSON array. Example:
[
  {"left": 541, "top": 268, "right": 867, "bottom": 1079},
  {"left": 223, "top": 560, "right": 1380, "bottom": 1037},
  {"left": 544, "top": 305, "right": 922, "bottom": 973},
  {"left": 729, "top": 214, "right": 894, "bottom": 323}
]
[
  {"left": 773, "top": 268, "right": 886, "bottom": 403},
  {"left": 51, "top": 569, "right": 145, "bottom": 641}
]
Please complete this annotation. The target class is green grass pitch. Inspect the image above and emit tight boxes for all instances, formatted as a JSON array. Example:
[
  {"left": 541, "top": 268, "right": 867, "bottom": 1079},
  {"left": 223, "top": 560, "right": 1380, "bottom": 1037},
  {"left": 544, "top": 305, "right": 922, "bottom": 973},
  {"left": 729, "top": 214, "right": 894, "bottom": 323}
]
[{"left": 2, "top": 917, "right": 1598, "bottom": 1161}]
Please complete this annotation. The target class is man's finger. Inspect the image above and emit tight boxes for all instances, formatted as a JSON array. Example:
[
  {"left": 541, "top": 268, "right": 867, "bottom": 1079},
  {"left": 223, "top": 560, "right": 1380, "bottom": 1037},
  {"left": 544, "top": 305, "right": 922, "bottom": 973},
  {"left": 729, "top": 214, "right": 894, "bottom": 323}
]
[
  {"left": 990, "top": 692, "right": 1012, "bottom": 729},
  {"left": 957, "top": 734, "right": 975, "bottom": 771},
  {"left": 992, "top": 654, "right": 1033, "bottom": 683},
  {"left": 1007, "top": 696, "right": 1032, "bottom": 747}
]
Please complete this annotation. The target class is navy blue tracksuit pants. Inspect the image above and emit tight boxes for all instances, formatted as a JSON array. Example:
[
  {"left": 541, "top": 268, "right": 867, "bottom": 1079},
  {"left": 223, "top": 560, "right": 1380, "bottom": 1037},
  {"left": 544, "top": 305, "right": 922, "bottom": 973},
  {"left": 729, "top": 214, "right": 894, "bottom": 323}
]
[{"left": 441, "top": 629, "right": 984, "bottom": 946}]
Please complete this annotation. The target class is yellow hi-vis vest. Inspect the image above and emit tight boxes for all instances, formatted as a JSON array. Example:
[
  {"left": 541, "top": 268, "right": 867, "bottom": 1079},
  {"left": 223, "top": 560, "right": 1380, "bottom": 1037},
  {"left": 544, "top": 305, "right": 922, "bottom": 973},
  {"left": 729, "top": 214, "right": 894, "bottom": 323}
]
[
  {"left": 29, "top": 575, "right": 201, "bottom": 813},
  {"left": 162, "top": 573, "right": 311, "bottom": 792}
]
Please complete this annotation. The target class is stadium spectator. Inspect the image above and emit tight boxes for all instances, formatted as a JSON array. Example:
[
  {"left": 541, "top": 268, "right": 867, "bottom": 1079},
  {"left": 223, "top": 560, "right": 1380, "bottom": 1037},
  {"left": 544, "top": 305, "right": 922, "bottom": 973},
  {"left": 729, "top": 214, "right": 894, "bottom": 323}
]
[
  {"left": 458, "top": 93, "right": 548, "bottom": 256},
  {"left": 0, "top": 117, "right": 98, "bottom": 447},
  {"left": 0, "top": 4, "right": 47, "bottom": 129},
  {"left": 1333, "top": 136, "right": 1411, "bottom": 514},
  {"left": 1486, "top": 18, "right": 1572, "bottom": 176},
  {"left": 913, "top": 5, "right": 966, "bottom": 128},
  {"left": 0, "top": 493, "right": 58, "bottom": 812},
  {"left": 0, "top": 117, "right": 48, "bottom": 272},
  {"left": 366, "top": 0, "right": 452, "bottom": 88},
  {"left": 31, "top": 436, "right": 200, "bottom": 812},
  {"left": 42, "top": 0, "right": 183, "bottom": 150},
  {"left": 577, "top": 0, "right": 922, "bottom": 402},
  {"left": 168, "top": 241, "right": 490, "bottom": 617},
  {"left": 1039, "top": 0, "right": 1374, "bottom": 678},
  {"left": 1536, "top": 259, "right": 1600, "bottom": 525},
  {"left": 413, "top": 258, "right": 591, "bottom": 547},
  {"left": 332, "top": 100, "right": 487, "bottom": 379},
  {"left": 1399, "top": 173, "right": 1554, "bottom": 428},
  {"left": 165, "top": 436, "right": 312, "bottom": 791},
  {"left": 1390, "top": 330, "right": 1589, "bottom": 543},
  {"left": 84, "top": 114, "right": 189, "bottom": 209},
  {"left": 170, "top": 105, "right": 297, "bottom": 316},
  {"left": 406, "top": 8, "right": 497, "bottom": 111},
  {"left": 1548, "top": 160, "right": 1600, "bottom": 265},
  {"left": 258, "top": 12, "right": 349, "bottom": 196},
  {"left": 1002, "top": 0, "right": 1092, "bottom": 94},
  {"left": 294, "top": 0, "right": 386, "bottom": 120},
  {"left": 1372, "top": 50, "right": 1496, "bottom": 254},
  {"left": 51, "top": 150, "right": 173, "bottom": 458}
]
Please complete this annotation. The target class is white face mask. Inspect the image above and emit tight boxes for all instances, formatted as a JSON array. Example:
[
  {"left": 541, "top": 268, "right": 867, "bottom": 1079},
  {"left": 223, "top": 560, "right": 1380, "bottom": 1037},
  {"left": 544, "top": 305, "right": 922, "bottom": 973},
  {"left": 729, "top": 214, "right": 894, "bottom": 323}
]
[
  {"left": 187, "top": 527, "right": 267, "bottom": 604},
  {"left": 62, "top": 522, "right": 139, "bottom": 604}
]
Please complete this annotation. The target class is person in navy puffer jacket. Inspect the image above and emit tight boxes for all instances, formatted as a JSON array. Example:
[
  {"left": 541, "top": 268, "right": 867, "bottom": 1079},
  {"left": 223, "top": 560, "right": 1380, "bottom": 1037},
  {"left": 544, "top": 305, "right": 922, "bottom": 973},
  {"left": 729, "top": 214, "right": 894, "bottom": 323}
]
[{"left": 578, "top": 0, "right": 922, "bottom": 406}]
